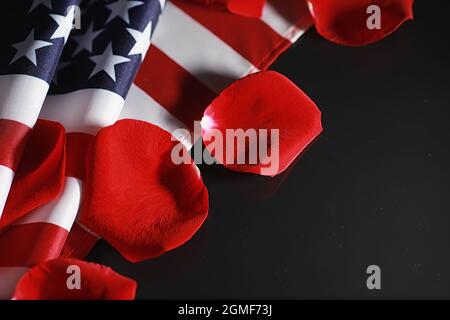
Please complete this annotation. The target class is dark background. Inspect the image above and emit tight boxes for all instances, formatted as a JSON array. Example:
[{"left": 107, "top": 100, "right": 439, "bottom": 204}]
[{"left": 88, "top": 1, "right": 450, "bottom": 299}]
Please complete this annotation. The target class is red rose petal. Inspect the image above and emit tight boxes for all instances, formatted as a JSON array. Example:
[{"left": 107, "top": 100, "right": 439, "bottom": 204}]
[
  {"left": 190, "top": 0, "right": 265, "bottom": 18},
  {"left": 12, "top": 258, "right": 136, "bottom": 300},
  {"left": 308, "top": 0, "right": 414, "bottom": 46},
  {"left": 0, "top": 120, "right": 66, "bottom": 230},
  {"left": 202, "top": 71, "right": 322, "bottom": 176},
  {"left": 80, "top": 119, "right": 209, "bottom": 262}
]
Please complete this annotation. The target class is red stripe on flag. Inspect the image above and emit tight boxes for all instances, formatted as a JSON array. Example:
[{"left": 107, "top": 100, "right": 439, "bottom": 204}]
[
  {"left": 135, "top": 46, "right": 216, "bottom": 128},
  {"left": 60, "top": 133, "right": 97, "bottom": 260},
  {"left": 0, "top": 119, "right": 31, "bottom": 171},
  {"left": 60, "top": 222, "right": 99, "bottom": 260},
  {"left": 0, "top": 223, "right": 68, "bottom": 267},
  {"left": 266, "top": 0, "right": 313, "bottom": 27},
  {"left": 172, "top": 0, "right": 291, "bottom": 70}
]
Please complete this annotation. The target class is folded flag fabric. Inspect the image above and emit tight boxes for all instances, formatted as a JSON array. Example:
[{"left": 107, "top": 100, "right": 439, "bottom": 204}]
[
  {"left": 0, "top": 0, "right": 81, "bottom": 217},
  {"left": 0, "top": 1, "right": 82, "bottom": 298},
  {"left": 0, "top": 0, "right": 165, "bottom": 299}
]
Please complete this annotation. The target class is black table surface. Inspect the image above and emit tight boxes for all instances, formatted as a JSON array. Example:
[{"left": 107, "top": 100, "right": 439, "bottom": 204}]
[{"left": 88, "top": 1, "right": 450, "bottom": 299}]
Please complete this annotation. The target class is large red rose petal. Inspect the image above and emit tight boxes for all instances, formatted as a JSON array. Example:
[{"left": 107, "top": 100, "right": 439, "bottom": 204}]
[
  {"left": 191, "top": 0, "right": 265, "bottom": 18},
  {"left": 80, "top": 119, "right": 209, "bottom": 262},
  {"left": 308, "top": 0, "right": 414, "bottom": 46},
  {"left": 12, "top": 258, "right": 136, "bottom": 300},
  {"left": 202, "top": 71, "right": 322, "bottom": 176},
  {"left": 0, "top": 120, "right": 66, "bottom": 230}
]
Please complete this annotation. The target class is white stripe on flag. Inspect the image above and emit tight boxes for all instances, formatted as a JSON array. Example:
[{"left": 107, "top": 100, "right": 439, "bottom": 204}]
[
  {"left": 0, "top": 165, "right": 14, "bottom": 218},
  {"left": 14, "top": 177, "right": 82, "bottom": 232},
  {"left": 0, "top": 74, "right": 49, "bottom": 128},
  {"left": 120, "top": 84, "right": 193, "bottom": 149},
  {"left": 40, "top": 89, "right": 125, "bottom": 135},
  {"left": 152, "top": 1, "right": 258, "bottom": 93},
  {"left": 261, "top": 2, "right": 312, "bottom": 43}
]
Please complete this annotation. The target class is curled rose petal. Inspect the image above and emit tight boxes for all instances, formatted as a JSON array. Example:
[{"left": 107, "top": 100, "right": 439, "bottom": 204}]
[
  {"left": 12, "top": 258, "right": 136, "bottom": 300},
  {"left": 190, "top": 0, "right": 265, "bottom": 18},
  {"left": 80, "top": 119, "right": 209, "bottom": 262},
  {"left": 307, "top": 0, "right": 414, "bottom": 46},
  {"left": 202, "top": 71, "right": 322, "bottom": 176},
  {"left": 0, "top": 120, "right": 66, "bottom": 230}
]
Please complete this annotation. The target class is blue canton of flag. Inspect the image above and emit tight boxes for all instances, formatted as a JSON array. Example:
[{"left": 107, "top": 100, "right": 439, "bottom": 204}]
[
  {"left": 50, "top": 0, "right": 164, "bottom": 98},
  {"left": 0, "top": 0, "right": 81, "bottom": 83}
]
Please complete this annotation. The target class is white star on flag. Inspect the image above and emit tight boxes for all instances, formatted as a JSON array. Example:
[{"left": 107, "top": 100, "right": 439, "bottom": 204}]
[
  {"left": 71, "top": 23, "right": 103, "bottom": 57},
  {"left": 28, "top": 0, "right": 52, "bottom": 13},
  {"left": 9, "top": 30, "right": 53, "bottom": 66},
  {"left": 89, "top": 43, "right": 130, "bottom": 82},
  {"left": 50, "top": 6, "right": 76, "bottom": 44},
  {"left": 126, "top": 21, "right": 152, "bottom": 61},
  {"left": 105, "top": 0, "right": 144, "bottom": 24}
]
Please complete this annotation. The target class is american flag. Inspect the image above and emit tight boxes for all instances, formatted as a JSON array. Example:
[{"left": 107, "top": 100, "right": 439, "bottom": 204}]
[{"left": 0, "top": 0, "right": 312, "bottom": 298}]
